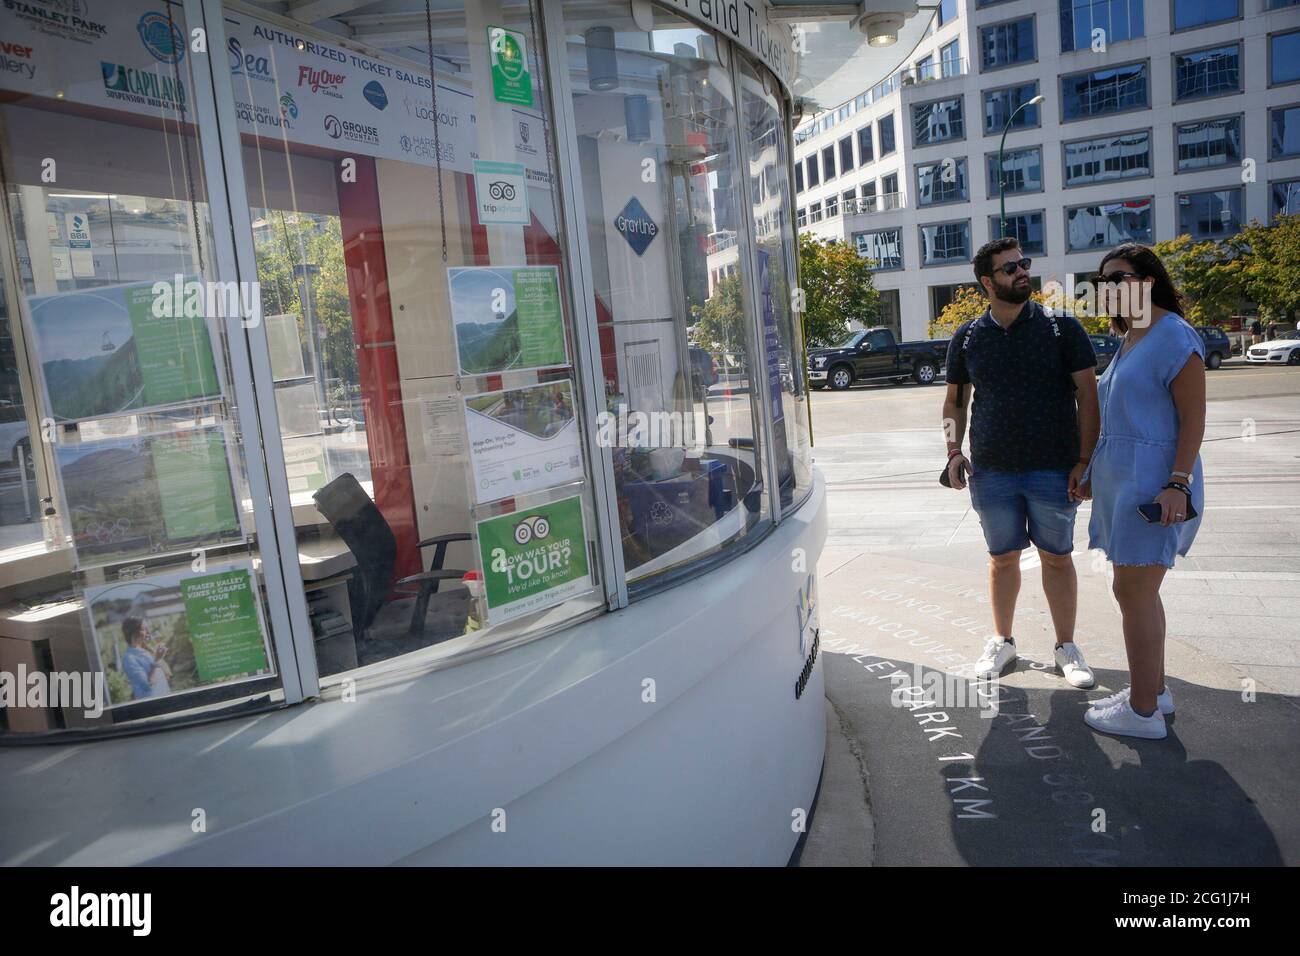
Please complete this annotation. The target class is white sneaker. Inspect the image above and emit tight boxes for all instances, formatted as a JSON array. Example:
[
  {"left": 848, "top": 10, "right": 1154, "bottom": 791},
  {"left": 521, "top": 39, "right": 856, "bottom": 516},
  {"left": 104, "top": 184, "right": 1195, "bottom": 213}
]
[
  {"left": 1084, "top": 699, "right": 1167, "bottom": 740},
  {"left": 1089, "top": 685, "right": 1174, "bottom": 715},
  {"left": 1054, "top": 642, "right": 1095, "bottom": 688},
  {"left": 974, "top": 636, "right": 1016, "bottom": 678}
]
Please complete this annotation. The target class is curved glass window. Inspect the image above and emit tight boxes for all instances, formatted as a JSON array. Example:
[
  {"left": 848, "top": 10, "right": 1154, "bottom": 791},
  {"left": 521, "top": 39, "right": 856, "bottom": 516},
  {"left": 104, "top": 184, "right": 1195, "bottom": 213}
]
[{"left": 559, "top": 4, "right": 771, "bottom": 588}]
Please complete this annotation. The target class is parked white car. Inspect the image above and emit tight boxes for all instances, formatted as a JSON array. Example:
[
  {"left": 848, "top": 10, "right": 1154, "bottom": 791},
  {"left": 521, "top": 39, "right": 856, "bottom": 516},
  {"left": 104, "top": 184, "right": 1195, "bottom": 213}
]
[{"left": 1245, "top": 331, "right": 1300, "bottom": 365}]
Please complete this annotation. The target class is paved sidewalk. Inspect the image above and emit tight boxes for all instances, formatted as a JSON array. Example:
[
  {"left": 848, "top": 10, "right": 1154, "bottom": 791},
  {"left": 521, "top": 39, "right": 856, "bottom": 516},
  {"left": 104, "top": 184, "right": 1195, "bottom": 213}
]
[{"left": 798, "top": 371, "right": 1300, "bottom": 866}]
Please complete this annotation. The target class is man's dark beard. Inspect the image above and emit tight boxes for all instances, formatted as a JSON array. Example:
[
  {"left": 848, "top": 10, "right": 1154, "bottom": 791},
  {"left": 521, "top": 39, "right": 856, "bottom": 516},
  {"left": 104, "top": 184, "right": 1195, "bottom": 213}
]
[{"left": 992, "top": 277, "right": 1031, "bottom": 305}]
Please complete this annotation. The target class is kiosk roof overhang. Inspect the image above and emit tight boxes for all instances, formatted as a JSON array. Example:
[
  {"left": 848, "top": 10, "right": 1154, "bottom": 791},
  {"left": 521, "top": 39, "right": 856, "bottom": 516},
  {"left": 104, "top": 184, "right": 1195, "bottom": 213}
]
[{"left": 260, "top": 0, "right": 930, "bottom": 117}]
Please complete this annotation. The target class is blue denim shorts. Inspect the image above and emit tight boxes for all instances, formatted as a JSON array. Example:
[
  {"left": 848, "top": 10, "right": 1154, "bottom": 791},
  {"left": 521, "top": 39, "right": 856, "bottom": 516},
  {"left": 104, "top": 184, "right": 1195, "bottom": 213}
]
[{"left": 968, "top": 468, "right": 1079, "bottom": 556}]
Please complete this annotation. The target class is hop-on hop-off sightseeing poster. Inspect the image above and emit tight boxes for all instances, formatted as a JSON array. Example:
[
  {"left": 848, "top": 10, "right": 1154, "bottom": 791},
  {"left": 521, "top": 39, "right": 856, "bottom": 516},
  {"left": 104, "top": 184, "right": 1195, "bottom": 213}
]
[
  {"left": 464, "top": 380, "right": 582, "bottom": 504},
  {"left": 26, "top": 281, "right": 220, "bottom": 421},
  {"left": 87, "top": 563, "right": 272, "bottom": 708},
  {"left": 476, "top": 495, "right": 592, "bottom": 624},
  {"left": 448, "top": 266, "right": 568, "bottom": 376}
]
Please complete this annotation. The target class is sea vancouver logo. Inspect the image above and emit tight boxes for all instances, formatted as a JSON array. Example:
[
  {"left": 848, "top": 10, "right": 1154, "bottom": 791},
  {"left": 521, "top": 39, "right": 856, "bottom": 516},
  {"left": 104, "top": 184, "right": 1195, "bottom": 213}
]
[
  {"left": 137, "top": 10, "right": 184, "bottom": 65},
  {"left": 228, "top": 36, "right": 272, "bottom": 82},
  {"left": 101, "top": 60, "right": 186, "bottom": 112}
]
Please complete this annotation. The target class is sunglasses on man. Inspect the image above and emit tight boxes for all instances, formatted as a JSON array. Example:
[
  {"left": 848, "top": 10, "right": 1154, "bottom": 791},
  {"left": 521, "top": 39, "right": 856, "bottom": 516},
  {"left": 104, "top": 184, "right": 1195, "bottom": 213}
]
[{"left": 993, "top": 257, "right": 1032, "bottom": 276}]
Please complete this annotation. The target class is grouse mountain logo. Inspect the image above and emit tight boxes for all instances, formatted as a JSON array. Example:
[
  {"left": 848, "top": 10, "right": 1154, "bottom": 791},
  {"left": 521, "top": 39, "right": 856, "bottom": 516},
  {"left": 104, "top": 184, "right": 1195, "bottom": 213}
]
[{"left": 323, "top": 113, "right": 378, "bottom": 145}]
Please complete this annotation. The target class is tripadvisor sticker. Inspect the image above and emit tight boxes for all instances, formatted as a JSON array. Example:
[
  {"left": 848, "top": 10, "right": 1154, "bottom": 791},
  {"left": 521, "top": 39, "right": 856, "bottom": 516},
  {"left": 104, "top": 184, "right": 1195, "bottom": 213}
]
[
  {"left": 488, "top": 25, "right": 533, "bottom": 106},
  {"left": 477, "top": 495, "right": 592, "bottom": 623}
]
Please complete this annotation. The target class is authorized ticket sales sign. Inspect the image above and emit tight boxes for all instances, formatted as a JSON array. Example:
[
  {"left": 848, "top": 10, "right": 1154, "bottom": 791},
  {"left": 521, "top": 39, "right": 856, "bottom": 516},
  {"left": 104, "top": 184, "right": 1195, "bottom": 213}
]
[{"left": 477, "top": 495, "right": 592, "bottom": 623}]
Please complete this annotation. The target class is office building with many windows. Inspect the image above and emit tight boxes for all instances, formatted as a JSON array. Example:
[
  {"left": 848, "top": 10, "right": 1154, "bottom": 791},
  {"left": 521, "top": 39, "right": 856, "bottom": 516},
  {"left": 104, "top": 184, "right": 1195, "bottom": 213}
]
[{"left": 793, "top": 0, "right": 1300, "bottom": 339}]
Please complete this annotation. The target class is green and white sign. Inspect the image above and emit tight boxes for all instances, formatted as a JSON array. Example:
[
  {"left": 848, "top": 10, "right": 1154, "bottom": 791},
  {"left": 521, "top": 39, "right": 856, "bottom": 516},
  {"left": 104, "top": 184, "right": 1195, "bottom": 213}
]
[
  {"left": 182, "top": 568, "right": 270, "bottom": 684},
  {"left": 488, "top": 26, "right": 533, "bottom": 106},
  {"left": 448, "top": 265, "right": 568, "bottom": 375},
  {"left": 474, "top": 159, "right": 529, "bottom": 225},
  {"left": 477, "top": 495, "right": 592, "bottom": 623}
]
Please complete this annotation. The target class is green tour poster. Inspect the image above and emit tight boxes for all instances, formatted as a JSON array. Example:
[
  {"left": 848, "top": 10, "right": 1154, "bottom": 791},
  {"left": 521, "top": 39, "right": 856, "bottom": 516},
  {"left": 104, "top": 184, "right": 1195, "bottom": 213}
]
[
  {"left": 448, "top": 265, "right": 568, "bottom": 375},
  {"left": 476, "top": 494, "right": 592, "bottom": 623},
  {"left": 27, "top": 280, "right": 221, "bottom": 421},
  {"left": 152, "top": 428, "right": 241, "bottom": 542},
  {"left": 181, "top": 568, "right": 271, "bottom": 684}
]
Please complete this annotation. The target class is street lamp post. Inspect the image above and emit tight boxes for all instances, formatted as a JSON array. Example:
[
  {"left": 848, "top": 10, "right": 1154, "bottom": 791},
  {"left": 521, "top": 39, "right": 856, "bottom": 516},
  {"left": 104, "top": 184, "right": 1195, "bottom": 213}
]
[{"left": 998, "top": 93, "right": 1045, "bottom": 237}]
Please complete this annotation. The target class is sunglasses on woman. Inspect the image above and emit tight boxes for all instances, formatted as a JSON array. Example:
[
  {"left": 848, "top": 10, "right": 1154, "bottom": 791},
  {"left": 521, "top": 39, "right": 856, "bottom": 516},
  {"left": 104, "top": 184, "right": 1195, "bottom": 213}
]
[
  {"left": 1098, "top": 270, "right": 1142, "bottom": 286},
  {"left": 994, "top": 257, "right": 1032, "bottom": 276}
]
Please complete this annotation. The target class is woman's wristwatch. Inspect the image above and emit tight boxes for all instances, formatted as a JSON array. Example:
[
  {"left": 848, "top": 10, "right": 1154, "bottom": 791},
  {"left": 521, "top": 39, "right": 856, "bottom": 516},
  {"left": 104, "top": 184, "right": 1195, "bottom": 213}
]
[{"left": 1170, "top": 469, "right": 1192, "bottom": 483}]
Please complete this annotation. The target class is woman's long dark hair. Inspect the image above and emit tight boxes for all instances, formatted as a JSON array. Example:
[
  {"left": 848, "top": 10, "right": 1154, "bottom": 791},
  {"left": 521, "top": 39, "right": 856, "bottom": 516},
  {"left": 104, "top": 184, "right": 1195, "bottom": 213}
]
[{"left": 1099, "top": 243, "right": 1186, "bottom": 333}]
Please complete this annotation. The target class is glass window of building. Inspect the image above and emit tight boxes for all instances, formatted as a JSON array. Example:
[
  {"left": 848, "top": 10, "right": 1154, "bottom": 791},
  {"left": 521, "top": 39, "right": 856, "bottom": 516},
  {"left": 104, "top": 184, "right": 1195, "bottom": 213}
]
[
  {"left": 1177, "top": 188, "right": 1244, "bottom": 239},
  {"left": 1271, "top": 106, "right": 1300, "bottom": 158},
  {"left": 809, "top": 201, "right": 823, "bottom": 222},
  {"left": 879, "top": 114, "right": 897, "bottom": 156},
  {"left": 1172, "top": 0, "right": 1240, "bottom": 32},
  {"left": 1272, "top": 30, "right": 1300, "bottom": 86},
  {"left": 881, "top": 172, "right": 900, "bottom": 203},
  {"left": 843, "top": 188, "right": 858, "bottom": 206},
  {"left": 1063, "top": 130, "right": 1152, "bottom": 185},
  {"left": 980, "top": 17, "right": 1037, "bottom": 72},
  {"left": 854, "top": 228, "right": 904, "bottom": 270},
  {"left": 1061, "top": 0, "right": 1144, "bottom": 53},
  {"left": 1061, "top": 61, "right": 1150, "bottom": 120},
  {"left": 857, "top": 126, "right": 875, "bottom": 164},
  {"left": 0, "top": 0, "right": 292, "bottom": 733},
  {"left": 826, "top": 194, "right": 840, "bottom": 217},
  {"left": 806, "top": 155, "right": 821, "bottom": 188},
  {"left": 736, "top": 56, "right": 812, "bottom": 511},
  {"left": 223, "top": 1, "right": 609, "bottom": 676},
  {"left": 1272, "top": 179, "right": 1300, "bottom": 219},
  {"left": 913, "top": 97, "right": 966, "bottom": 147},
  {"left": 938, "top": 0, "right": 960, "bottom": 26},
  {"left": 560, "top": 5, "right": 774, "bottom": 586},
  {"left": 1270, "top": 0, "right": 1300, "bottom": 9},
  {"left": 795, "top": 163, "right": 805, "bottom": 193},
  {"left": 941, "top": 41, "right": 963, "bottom": 78},
  {"left": 839, "top": 136, "right": 856, "bottom": 174},
  {"left": 915, "top": 54, "right": 936, "bottom": 82},
  {"left": 916, "top": 158, "right": 969, "bottom": 206},
  {"left": 1174, "top": 44, "right": 1241, "bottom": 101},
  {"left": 984, "top": 83, "right": 1041, "bottom": 134},
  {"left": 919, "top": 221, "right": 972, "bottom": 264},
  {"left": 822, "top": 146, "right": 837, "bottom": 182},
  {"left": 1066, "top": 199, "right": 1154, "bottom": 250},
  {"left": 1176, "top": 116, "right": 1243, "bottom": 171},
  {"left": 990, "top": 211, "right": 1047, "bottom": 254},
  {"left": 988, "top": 147, "right": 1044, "bottom": 195}
]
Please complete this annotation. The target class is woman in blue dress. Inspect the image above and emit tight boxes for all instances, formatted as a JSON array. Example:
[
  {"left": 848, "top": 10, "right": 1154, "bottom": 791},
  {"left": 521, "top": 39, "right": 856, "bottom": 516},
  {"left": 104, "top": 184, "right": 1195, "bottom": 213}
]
[{"left": 1079, "top": 244, "right": 1207, "bottom": 741}]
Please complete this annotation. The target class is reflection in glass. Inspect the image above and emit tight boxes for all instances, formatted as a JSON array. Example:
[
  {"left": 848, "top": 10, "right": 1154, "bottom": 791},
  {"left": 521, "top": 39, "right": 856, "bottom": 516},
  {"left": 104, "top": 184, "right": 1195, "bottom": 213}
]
[
  {"left": 1063, "top": 131, "right": 1151, "bottom": 186},
  {"left": 562, "top": 4, "right": 770, "bottom": 586},
  {"left": 987, "top": 147, "right": 1042, "bottom": 195},
  {"left": 1176, "top": 117, "right": 1242, "bottom": 171},
  {"left": 919, "top": 221, "right": 972, "bottom": 264},
  {"left": 1178, "top": 188, "right": 1243, "bottom": 239},
  {"left": 1067, "top": 199, "right": 1153, "bottom": 250},
  {"left": 1061, "top": 62, "right": 1148, "bottom": 119},
  {"left": 913, "top": 98, "right": 965, "bottom": 146}
]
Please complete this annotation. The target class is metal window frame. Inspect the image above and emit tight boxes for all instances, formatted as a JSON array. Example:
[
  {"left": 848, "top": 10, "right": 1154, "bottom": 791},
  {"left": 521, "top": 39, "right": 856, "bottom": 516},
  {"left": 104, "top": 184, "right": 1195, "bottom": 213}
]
[
  {"left": 1168, "top": 0, "right": 1242, "bottom": 35},
  {"left": 1172, "top": 112, "right": 1244, "bottom": 173},
  {"left": 910, "top": 94, "right": 967, "bottom": 149},
  {"left": 189, "top": 0, "right": 315, "bottom": 700},
  {"left": 981, "top": 81, "right": 1042, "bottom": 136},
  {"left": 984, "top": 144, "right": 1045, "bottom": 197},
  {"left": 978, "top": 14, "right": 1038, "bottom": 74},
  {"left": 918, "top": 218, "right": 973, "bottom": 266},
  {"left": 1060, "top": 126, "right": 1154, "bottom": 189},
  {"left": 1174, "top": 185, "right": 1245, "bottom": 240},
  {"left": 1269, "top": 177, "right": 1300, "bottom": 222},
  {"left": 1063, "top": 195, "right": 1155, "bottom": 252},
  {"left": 1171, "top": 39, "right": 1243, "bottom": 103},
  {"left": 1268, "top": 27, "right": 1300, "bottom": 88},
  {"left": 1059, "top": 58, "right": 1151, "bottom": 123},
  {"left": 987, "top": 209, "right": 1048, "bottom": 255},
  {"left": 1270, "top": 103, "right": 1300, "bottom": 160}
]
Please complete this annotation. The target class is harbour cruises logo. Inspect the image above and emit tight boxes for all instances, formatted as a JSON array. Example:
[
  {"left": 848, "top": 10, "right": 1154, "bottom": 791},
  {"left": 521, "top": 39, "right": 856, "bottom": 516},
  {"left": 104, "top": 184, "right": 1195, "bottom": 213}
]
[
  {"left": 3, "top": 0, "right": 106, "bottom": 44},
  {"left": 137, "top": 10, "right": 185, "bottom": 65},
  {"left": 298, "top": 63, "right": 345, "bottom": 97},
  {"left": 398, "top": 132, "right": 452, "bottom": 162},
  {"left": 101, "top": 60, "right": 186, "bottom": 113}
]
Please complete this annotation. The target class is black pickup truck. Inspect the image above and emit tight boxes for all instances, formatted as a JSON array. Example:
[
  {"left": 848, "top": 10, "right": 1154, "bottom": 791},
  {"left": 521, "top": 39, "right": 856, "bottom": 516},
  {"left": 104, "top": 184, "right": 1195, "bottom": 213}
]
[{"left": 807, "top": 327, "right": 949, "bottom": 390}]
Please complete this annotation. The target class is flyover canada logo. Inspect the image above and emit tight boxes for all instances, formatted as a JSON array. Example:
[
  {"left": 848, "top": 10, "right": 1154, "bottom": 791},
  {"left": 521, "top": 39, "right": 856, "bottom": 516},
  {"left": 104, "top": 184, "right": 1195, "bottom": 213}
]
[
  {"left": 299, "top": 64, "right": 345, "bottom": 98},
  {"left": 137, "top": 10, "right": 184, "bottom": 64}
]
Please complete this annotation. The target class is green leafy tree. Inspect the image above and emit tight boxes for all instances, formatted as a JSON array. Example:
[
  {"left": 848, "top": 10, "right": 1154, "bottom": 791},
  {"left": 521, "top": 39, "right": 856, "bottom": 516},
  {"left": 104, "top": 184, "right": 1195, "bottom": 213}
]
[
  {"left": 929, "top": 285, "right": 985, "bottom": 338},
  {"left": 690, "top": 272, "right": 746, "bottom": 352},
  {"left": 797, "top": 233, "right": 880, "bottom": 348},
  {"left": 253, "top": 212, "right": 358, "bottom": 402},
  {"left": 1152, "top": 233, "right": 1243, "bottom": 325},
  {"left": 1232, "top": 215, "right": 1300, "bottom": 322}
]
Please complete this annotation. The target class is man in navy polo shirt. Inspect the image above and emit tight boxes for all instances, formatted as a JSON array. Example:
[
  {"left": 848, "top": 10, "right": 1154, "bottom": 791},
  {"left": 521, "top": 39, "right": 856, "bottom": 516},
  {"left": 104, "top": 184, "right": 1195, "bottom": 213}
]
[{"left": 942, "top": 238, "right": 1100, "bottom": 686}]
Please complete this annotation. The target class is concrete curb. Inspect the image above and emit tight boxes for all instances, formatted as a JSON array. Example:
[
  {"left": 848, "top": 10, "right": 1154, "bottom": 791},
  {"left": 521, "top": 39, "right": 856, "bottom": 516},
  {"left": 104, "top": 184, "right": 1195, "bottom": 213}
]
[{"left": 794, "top": 698, "right": 875, "bottom": 866}]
